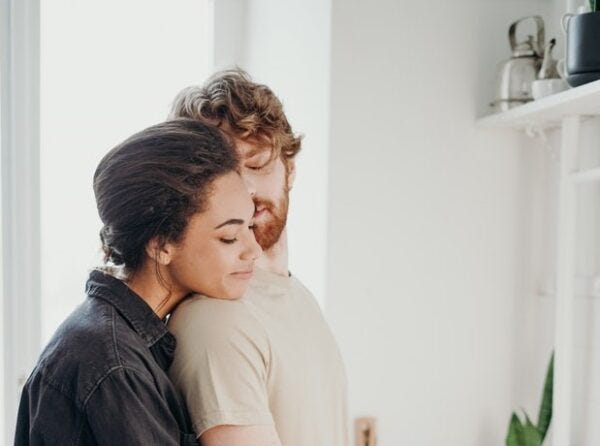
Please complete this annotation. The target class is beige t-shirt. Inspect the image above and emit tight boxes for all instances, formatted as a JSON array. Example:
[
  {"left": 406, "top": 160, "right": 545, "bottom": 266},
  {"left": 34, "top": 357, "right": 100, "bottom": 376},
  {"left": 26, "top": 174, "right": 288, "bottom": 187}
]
[{"left": 168, "top": 268, "right": 349, "bottom": 446}]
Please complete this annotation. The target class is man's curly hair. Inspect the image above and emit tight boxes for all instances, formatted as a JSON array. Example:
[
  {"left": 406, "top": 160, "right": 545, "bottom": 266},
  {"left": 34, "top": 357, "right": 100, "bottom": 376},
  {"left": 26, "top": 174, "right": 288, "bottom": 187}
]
[{"left": 169, "top": 68, "right": 302, "bottom": 163}]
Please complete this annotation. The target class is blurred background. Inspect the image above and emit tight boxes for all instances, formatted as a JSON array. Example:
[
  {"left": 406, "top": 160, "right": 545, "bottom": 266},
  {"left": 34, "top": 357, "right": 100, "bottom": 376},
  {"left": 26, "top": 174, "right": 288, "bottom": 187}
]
[{"left": 2, "top": 0, "right": 599, "bottom": 444}]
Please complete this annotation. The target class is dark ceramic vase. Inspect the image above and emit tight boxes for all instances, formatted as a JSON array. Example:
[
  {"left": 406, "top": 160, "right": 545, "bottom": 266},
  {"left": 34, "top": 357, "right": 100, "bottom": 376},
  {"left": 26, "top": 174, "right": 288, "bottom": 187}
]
[{"left": 565, "top": 11, "right": 600, "bottom": 87}]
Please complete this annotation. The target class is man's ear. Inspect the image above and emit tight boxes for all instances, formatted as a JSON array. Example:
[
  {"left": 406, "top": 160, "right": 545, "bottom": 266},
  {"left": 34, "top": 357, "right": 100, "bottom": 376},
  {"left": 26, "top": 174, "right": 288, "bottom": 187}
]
[
  {"left": 286, "top": 159, "right": 297, "bottom": 191},
  {"left": 145, "top": 237, "right": 174, "bottom": 266}
]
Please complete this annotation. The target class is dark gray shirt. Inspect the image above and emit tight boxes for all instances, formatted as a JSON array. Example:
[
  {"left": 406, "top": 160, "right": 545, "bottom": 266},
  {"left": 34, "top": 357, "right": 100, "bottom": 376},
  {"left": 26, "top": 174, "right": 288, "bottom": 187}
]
[{"left": 15, "top": 270, "right": 196, "bottom": 445}]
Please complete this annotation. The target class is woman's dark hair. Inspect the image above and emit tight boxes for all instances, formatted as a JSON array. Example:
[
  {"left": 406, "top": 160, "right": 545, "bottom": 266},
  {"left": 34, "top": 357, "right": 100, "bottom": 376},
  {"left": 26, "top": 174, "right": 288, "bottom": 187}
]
[{"left": 93, "top": 119, "right": 238, "bottom": 275}]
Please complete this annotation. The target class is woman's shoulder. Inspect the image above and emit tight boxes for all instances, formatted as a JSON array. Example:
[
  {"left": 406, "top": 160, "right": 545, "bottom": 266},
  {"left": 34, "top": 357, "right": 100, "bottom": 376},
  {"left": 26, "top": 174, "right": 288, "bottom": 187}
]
[{"left": 31, "top": 298, "right": 123, "bottom": 406}]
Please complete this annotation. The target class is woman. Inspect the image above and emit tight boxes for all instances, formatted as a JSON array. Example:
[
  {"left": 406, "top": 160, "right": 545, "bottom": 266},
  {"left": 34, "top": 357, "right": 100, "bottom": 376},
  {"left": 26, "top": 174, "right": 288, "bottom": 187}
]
[{"left": 14, "top": 119, "right": 261, "bottom": 445}]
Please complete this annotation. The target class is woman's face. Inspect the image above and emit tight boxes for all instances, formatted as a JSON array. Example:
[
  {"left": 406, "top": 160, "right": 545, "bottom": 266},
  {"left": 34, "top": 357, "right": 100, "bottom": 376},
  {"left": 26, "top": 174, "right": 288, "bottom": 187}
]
[{"left": 164, "top": 171, "right": 262, "bottom": 300}]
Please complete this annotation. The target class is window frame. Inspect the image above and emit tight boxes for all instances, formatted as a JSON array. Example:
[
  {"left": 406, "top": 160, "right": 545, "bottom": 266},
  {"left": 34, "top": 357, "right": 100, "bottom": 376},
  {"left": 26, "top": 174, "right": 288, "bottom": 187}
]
[{"left": 0, "top": 0, "right": 232, "bottom": 441}]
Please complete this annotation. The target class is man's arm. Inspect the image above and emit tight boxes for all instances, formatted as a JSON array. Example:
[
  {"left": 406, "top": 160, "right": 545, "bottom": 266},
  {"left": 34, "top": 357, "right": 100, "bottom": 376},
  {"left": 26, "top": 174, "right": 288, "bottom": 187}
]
[{"left": 199, "top": 425, "right": 282, "bottom": 446}]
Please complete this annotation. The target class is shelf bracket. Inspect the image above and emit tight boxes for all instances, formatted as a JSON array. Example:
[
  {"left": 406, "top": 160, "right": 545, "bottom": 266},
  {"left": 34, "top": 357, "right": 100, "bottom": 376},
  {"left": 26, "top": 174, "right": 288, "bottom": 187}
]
[{"left": 525, "top": 123, "right": 559, "bottom": 162}]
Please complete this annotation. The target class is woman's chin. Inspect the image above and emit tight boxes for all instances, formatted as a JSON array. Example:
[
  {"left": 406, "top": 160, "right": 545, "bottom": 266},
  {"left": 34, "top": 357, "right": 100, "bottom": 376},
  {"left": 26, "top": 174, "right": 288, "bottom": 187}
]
[{"left": 201, "top": 288, "right": 246, "bottom": 301}]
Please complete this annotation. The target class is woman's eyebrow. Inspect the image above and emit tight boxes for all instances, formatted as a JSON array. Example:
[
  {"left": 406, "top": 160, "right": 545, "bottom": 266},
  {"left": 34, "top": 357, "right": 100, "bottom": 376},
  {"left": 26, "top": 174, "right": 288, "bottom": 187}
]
[{"left": 214, "top": 218, "right": 244, "bottom": 229}]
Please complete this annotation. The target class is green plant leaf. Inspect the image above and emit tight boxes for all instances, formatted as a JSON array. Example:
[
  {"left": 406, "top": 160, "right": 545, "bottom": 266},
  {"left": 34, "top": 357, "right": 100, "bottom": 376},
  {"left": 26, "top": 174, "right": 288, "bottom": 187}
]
[
  {"left": 506, "top": 413, "right": 525, "bottom": 446},
  {"left": 523, "top": 415, "right": 543, "bottom": 446},
  {"left": 537, "top": 352, "right": 554, "bottom": 441}
]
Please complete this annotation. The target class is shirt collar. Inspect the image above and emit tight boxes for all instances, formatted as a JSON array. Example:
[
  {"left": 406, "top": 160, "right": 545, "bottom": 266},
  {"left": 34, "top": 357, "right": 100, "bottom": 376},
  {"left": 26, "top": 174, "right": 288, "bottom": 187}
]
[{"left": 85, "top": 269, "right": 173, "bottom": 349}]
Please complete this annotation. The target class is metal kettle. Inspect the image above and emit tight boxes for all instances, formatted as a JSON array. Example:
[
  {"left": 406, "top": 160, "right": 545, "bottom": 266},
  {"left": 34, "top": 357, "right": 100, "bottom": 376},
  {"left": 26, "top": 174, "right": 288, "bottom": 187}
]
[{"left": 491, "top": 16, "right": 545, "bottom": 112}]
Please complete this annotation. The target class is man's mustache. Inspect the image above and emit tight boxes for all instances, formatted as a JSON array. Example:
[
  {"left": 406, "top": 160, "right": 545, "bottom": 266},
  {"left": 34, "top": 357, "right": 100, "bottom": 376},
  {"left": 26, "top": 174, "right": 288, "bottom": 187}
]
[{"left": 253, "top": 197, "right": 275, "bottom": 213}]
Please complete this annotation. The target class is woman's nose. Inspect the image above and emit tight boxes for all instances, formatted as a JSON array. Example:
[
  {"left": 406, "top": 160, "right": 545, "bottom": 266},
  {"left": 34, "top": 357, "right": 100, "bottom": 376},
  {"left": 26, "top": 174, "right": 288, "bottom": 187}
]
[{"left": 241, "top": 232, "right": 262, "bottom": 261}]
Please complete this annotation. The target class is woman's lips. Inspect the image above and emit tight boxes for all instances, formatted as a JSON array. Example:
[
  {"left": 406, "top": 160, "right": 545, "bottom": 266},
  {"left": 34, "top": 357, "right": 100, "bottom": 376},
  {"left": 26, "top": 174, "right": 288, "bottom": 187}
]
[{"left": 231, "top": 270, "right": 254, "bottom": 280}]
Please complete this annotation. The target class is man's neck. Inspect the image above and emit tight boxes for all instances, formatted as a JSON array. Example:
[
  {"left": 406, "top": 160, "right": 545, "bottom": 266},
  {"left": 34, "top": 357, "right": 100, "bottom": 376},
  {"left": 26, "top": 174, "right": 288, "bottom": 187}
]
[{"left": 255, "top": 227, "right": 289, "bottom": 277}]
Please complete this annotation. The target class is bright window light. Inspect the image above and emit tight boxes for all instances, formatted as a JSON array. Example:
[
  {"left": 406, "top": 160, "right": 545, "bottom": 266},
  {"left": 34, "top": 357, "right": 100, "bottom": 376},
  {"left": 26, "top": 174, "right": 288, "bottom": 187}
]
[{"left": 40, "top": 0, "right": 213, "bottom": 343}]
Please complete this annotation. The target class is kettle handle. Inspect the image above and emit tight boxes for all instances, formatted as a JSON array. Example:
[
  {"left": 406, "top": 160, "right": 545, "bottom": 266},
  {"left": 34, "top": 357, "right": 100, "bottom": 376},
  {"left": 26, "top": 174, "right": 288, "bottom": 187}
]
[
  {"left": 561, "top": 13, "right": 574, "bottom": 33},
  {"left": 509, "top": 15, "right": 545, "bottom": 54},
  {"left": 556, "top": 59, "right": 569, "bottom": 79}
]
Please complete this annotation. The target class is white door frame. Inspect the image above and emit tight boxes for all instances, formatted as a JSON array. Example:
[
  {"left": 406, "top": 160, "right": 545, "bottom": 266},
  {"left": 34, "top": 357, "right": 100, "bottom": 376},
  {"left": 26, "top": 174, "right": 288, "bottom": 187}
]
[{"left": 1, "top": 0, "right": 41, "bottom": 443}]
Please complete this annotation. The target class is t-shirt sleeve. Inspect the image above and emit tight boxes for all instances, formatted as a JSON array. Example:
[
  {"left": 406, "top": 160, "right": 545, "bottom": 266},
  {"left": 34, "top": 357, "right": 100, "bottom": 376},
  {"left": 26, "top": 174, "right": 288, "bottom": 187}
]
[{"left": 168, "top": 297, "right": 274, "bottom": 437}]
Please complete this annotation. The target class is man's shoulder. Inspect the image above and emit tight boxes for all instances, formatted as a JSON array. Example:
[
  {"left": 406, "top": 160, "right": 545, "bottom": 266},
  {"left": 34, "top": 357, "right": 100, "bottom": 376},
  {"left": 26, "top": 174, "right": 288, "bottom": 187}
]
[
  {"left": 169, "top": 295, "right": 261, "bottom": 338},
  {"left": 284, "top": 275, "right": 324, "bottom": 313},
  {"left": 172, "top": 294, "right": 253, "bottom": 318},
  {"left": 168, "top": 295, "right": 270, "bottom": 376}
]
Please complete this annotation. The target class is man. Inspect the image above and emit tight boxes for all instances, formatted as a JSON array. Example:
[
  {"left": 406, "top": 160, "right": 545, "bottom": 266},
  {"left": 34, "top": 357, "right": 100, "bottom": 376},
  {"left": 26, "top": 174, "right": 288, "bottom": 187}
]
[{"left": 167, "top": 69, "right": 349, "bottom": 446}]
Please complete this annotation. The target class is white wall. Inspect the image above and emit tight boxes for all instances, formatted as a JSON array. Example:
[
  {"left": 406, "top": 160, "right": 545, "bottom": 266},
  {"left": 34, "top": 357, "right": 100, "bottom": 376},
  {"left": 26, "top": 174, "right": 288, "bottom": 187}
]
[
  {"left": 229, "top": 0, "right": 332, "bottom": 306},
  {"left": 326, "top": 1, "right": 557, "bottom": 444}
]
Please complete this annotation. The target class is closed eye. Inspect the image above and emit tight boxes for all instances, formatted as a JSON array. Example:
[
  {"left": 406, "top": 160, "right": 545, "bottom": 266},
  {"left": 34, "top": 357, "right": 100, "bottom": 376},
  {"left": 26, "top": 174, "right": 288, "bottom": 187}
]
[
  {"left": 245, "top": 157, "right": 274, "bottom": 172},
  {"left": 246, "top": 163, "right": 268, "bottom": 171},
  {"left": 219, "top": 225, "right": 254, "bottom": 244}
]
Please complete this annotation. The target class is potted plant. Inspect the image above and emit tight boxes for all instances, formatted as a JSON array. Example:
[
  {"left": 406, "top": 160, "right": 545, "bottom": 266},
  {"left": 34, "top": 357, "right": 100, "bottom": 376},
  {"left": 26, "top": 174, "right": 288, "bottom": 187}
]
[
  {"left": 562, "top": 0, "right": 600, "bottom": 86},
  {"left": 505, "top": 352, "right": 554, "bottom": 446}
]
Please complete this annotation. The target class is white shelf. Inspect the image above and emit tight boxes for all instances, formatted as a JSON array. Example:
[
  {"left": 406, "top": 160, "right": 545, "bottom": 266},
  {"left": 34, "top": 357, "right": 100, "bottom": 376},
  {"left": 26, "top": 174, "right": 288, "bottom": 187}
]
[{"left": 476, "top": 79, "right": 600, "bottom": 130}]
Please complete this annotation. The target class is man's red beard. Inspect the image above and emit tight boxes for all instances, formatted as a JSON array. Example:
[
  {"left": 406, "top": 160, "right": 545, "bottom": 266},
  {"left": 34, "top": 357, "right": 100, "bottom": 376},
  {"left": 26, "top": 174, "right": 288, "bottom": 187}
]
[{"left": 252, "top": 192, "right": 289, "bottom": 251}]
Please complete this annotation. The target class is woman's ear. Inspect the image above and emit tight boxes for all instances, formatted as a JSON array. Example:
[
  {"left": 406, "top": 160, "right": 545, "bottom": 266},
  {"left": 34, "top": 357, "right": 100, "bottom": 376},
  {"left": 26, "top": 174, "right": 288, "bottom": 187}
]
[
  {"left": 145, "top": 237, "right": 174, "bottom": 266},
  {"left": 286, "top": 159, "right": 296, "bottom": 191}
]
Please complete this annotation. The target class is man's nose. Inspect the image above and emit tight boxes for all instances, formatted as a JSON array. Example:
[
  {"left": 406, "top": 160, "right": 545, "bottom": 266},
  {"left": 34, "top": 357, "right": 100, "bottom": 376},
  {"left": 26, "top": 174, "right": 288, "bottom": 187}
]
[{"left": 241, "top": 172, "right": 257, "bottom": 197}]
